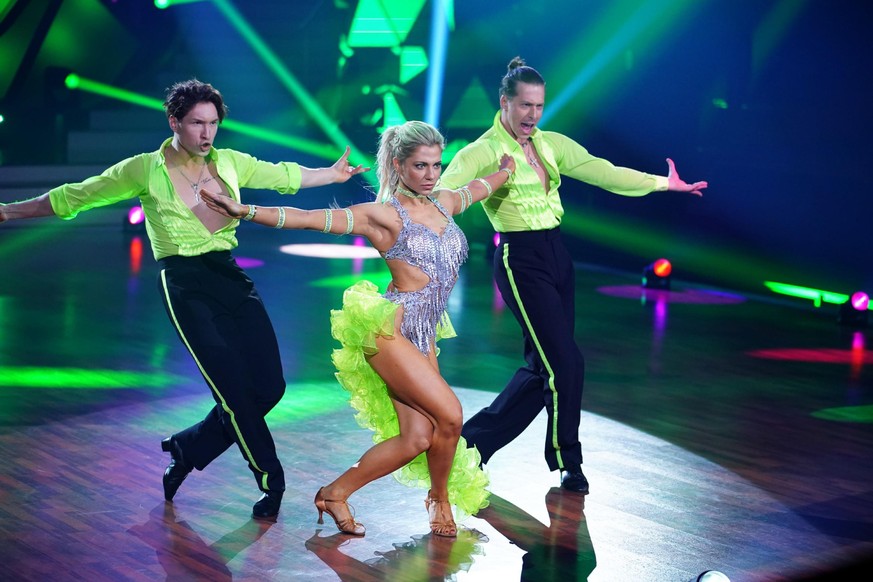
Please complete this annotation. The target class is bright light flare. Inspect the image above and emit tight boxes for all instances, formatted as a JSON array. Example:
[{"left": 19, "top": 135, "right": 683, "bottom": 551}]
[
  {"left": 279, "top": 243, "right": 380, "bottom": 259},
  {"left": 850, "top": 291, "right": 869, "bottom": 311},
  {"left": 653, "top": 258, "right": 672, "bottom": 278},
  {"left": 127, "top": 205, "right": 145, "bottom": 225}
]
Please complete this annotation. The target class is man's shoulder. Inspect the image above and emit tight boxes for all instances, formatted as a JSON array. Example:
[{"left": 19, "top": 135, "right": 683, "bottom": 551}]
[{"left": 457, "top": 129, "right": 503, "bottom": 155}]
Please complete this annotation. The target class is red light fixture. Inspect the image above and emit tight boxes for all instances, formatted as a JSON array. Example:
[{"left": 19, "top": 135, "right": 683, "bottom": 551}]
[{"left": 643, "top": 258, "right": 672, "bottom": 290}]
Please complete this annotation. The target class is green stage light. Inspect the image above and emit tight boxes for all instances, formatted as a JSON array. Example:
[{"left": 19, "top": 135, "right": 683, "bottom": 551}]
[
  {"left": 310, "top": 271, "right": 393, "bottom": 291},
  {"left": 543, "top": 0, "right": 697, "bottom": 127},
  {"left": 812, "top": 405, "right": 873, "bottom": 424},
  {"left": 65, "top": 74, "right": 164, "bottom": 111},
  {"left": 264, "top": 381, "right": 352, "bottom": 424},
  {"left": 348, "top": 0, "right": 427, "bottom": 48},
  {"left": 752, "top": 0, "right": 807, "bottom": 81},
  {"left": 154, "top": 0, "right": 207, "bottom": 8},
  {"left": 442, "top": 138, "right": 468, "bottom": 163},
  {"left": 209, "top": 0, "right": 375, "bottom": 184},
  {"left": 0, "top": 366, "right": 187, "bottom": 390},
  {"left": 221, "top": 119, "right": 342, "bottom": 161},
  {"left": 558, "top": 205, "right": 781, "bottom": 286},
  {"left": 763, "top": 281, "right": 852, "bottom": 308},
  {"left": 64, "top": 74, "right": 340, "bottom": 160},
  {"left": 444, "top": 77, "right": 493, "bottom": 131},
  {"left": 399, "top": 46, "right": 429, "bottom": 84},
  {"left": 0, "top": 218, "right": 77, "bottom": 260},
  {"left": 380, "top": 91, "right": 407, "bottom": 131}
]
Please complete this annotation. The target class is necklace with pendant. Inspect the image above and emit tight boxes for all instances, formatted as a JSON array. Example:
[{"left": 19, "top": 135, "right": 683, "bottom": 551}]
[
  {"left": 176, "top": 162, "right": 213, "bottom": 203},
  {"left": 396, "top": 185, "right": 428, "bottom": 199},
  {"left": 522, "top": 140, "right": 539, "bottom": 168}
]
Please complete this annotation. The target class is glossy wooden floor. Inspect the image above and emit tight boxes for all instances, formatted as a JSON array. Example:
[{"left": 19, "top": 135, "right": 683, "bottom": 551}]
[{"left": 1, "top": 207, "right": 871, "bottom": 581}]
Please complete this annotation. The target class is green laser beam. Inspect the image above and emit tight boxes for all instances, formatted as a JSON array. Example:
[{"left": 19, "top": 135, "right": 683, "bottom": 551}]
[
  {"left": 210, "top": 0, "right": 376, "bottom": 185},
  {"left": 0, "top": 366, "right": 187, "bottom": 389},
  {"left": 764, "top": 281, "right": 869, "bottom": 309},
  {"left": 65, "top": 74, "right": 340, "bottom": 160}
]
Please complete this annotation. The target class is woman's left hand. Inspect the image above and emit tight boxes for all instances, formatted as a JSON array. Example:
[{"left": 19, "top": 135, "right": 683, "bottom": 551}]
[{"left": 200, "top": 188, "right": 246, "bottom": 219}]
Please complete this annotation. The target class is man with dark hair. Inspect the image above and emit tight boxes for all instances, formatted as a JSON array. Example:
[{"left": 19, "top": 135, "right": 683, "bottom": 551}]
[{"left": 0, "top": 79, "right": 368, "bottom": 520}]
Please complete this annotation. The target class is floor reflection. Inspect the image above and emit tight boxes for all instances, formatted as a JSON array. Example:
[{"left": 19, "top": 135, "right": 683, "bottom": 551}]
[
  {"left": 477, "top": 488, "right": 595, "bottom": 582},
  {"left": 127, "top": 503, "right": 273, "bottom": 581},
  {"left": 305, "top": 527, "right": 488, "bottom": 581}
]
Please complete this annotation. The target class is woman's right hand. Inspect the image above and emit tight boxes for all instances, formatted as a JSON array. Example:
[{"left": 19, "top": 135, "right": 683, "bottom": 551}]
[{"left": 200, "top": 189, "right": 246, "bottom": 219}]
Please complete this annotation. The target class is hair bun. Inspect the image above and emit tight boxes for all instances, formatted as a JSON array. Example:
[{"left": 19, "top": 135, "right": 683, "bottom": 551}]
[{"left": 508, "top": 56, "right": 526, "bottom": 71}]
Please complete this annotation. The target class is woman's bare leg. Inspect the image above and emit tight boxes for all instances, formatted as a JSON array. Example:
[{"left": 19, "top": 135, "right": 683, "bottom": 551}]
[
  {"left": 367, "top": 336, "right": 462, "bottom": 532},
  {"left": 367, "top": 337, "right": 462, "bottom": 496},
  {"left": 316, "top": 402, "right": 430, "bottom": 534},
  {"left": 320, "top": 401, "right": 432, "bottom": 499},
  {"left": 319, "top": 334, "right": 460, "bottom": 529}
]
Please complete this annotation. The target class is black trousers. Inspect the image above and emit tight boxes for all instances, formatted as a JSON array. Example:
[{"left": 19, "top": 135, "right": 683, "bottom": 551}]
[
  {"left": 157, "top": 251, "right": 286, "bottom": 493},
  {"left": 462, "top": 228, "right": 585, "bottom": 472}
]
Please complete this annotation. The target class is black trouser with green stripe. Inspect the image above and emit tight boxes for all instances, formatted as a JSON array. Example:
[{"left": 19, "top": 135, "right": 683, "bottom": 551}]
[
  {"left": 462, "top": 228, "right": 584, "bottom": 472},
  {"left": 157, "top": 251, "right": 285, "bottom": 493}
]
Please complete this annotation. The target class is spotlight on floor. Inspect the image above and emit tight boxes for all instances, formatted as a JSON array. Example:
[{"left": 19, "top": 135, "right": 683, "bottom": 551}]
[
  {"left": 123, "top": 205, "right": 146, "bottom": 234},
  {"left": 642, "top": 258, "right": 672, "bottom": 290},
  {"left": 692, "top": 571, "right": 730, "bottom": 582},
  {"left": 838, "top": 291, "right": 869, "bottom": 328}
]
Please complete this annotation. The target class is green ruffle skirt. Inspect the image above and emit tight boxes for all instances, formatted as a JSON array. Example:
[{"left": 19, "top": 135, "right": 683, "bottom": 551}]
[{"left": 329, "top": 280, "right": 490, "bottom": 519}]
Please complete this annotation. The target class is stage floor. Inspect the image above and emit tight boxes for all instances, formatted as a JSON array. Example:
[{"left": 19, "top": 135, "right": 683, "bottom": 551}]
[{"left": 1, "top": 213, "right": 871, "bottom": 581}]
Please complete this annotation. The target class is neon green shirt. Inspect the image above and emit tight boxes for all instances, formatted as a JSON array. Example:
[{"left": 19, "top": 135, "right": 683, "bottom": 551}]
[
  {"left": 439, "top": 112, "right": 669, "bottom": 232},
  {"left": 48, "top": 138, "right": 302, "bottom": 260}
]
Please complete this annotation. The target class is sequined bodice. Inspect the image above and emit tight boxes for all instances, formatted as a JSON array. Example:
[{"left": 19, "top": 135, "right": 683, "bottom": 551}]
[{"left": 381, "top": 195, "right": 468, "bottom": 355}]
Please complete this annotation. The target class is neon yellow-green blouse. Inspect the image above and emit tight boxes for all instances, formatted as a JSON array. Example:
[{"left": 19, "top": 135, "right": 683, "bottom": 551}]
[
  {"left": 439, "top": 112, "right": 669, "bottom": 232},
  {"left": 48, "top": 138, "right": 302, "bottom": 260}
]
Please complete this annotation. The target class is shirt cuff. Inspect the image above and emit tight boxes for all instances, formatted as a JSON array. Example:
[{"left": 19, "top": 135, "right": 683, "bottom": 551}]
[{"left": 653, "top": 175, "right": 669, "bottom": 191}]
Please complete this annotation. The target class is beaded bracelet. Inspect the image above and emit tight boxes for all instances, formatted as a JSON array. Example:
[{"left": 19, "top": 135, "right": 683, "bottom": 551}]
[
  {"left": 275, "top": 207, "right": 286, "bottom": 229},
  {"left": 343, "top": 208, "right": 354, "bottom": 235},
  {"left": 243, "top": 204, "right": 257, "bottom": 221},
  {"left": 474, "top": 177, "right": 493, "bottom": 196},
  {"left": 322, "top": 209, "right": 333, "bottom": 233},
  {"left": 500, "top": 167, "right": 513, "bottom": 178},
  {"left": 456, "top": 186, "right": 473, "bottom": 213}
]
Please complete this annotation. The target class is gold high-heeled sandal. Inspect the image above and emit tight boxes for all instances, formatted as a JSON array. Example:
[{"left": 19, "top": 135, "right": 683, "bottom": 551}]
[
  {"left": 314, "top": 487, "right": 365, "bottom": 536},
  {"left": 425, "top": 490, "right": 457, "bottom": 538}
]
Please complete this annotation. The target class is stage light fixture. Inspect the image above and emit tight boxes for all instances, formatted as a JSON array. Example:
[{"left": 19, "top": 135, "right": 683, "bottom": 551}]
[
  {"left": 692, "top": 571, "right": 730, "bottom": 582},
  {"left": 642, "top": 258, "right": 672, "bottom": 290},
  {"left": 838, "top": 291, "right": 869, "bottom": 328}
]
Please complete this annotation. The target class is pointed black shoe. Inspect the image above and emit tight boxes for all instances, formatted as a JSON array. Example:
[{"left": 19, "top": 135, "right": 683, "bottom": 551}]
[
  {"left": 252, "top": 491, "right": 283, "bottom": 521},
  {"left": 161, "top": 436, "right": 192, "bottom": 502},
  {"left": 560, "top": 468, "right": 590, "bottom": 494}
]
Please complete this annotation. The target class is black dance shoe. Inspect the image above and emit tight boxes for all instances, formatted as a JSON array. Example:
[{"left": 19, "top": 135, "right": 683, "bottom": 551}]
[
  {"left": 560, "top": 468, "right": 590, "bottom": 494},
  {"left": 161, "top": 436, "right": 192, "bottom": 502},
  {"left": 252, "top": 491, "right": 283, "bottom": 521}
]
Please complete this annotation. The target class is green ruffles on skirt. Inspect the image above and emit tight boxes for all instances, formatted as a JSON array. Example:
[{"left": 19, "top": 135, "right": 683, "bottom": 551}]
[{"left": 329, "top": 280, "right": 490, "bottom": 519}]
